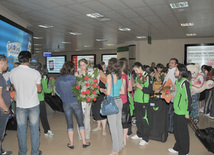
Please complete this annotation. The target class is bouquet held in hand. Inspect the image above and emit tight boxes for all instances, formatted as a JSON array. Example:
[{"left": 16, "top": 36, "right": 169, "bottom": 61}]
[{"left": 72, "top": 69, "right": 100, "bottom": 103}]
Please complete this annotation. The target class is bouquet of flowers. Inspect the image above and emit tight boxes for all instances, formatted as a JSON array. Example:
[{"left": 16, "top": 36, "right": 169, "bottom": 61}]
[
  {"left": 134, "top": 73, "right": 147, "bottom": 90},
  {"left": 72, "top": 69, "right": 100, "bottom": 103},
  {"left": 161, "top": 85, "right": 175, "bottom": 96},
  {"left": 49, "top": 77, "right": 56, "bottom": 95}
]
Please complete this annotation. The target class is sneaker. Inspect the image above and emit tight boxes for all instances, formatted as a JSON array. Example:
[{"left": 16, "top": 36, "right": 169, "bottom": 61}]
[
  {"left": 92, "top": 127, "right": 102, "bottom": 132},
  {"left": 139, "top": 139, "right": 148, "bottom": 146},
  {"left": 2, "top": 150, "right": 13, "bottom": 155},
  {"left": 168, "top": 148, "right": 178, "bottom": 153},
  {"left": 199, "top": 108, "right": 204, "bottom": 113},
  {"left": 208, "top": 115, "right": 214, "bottom": 119},
  {"left": 131, "top": 134, "right": 141, "bottom": 140},
  {"left": 204, "top": 113, "right": 210, "bottom": 117},
  {"left": 44, "top": 130, "right": 54, "bottom": 137}
]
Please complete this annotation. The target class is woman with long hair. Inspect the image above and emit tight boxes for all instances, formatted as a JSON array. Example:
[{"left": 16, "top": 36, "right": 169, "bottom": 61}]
[
  {"left": 56, "top": 61, "right": 90, "bottom": 149},
  {"left": 119, "top": 58, "right": 132, "bottom": 147},
  {"left": 168, "top": 64, "right": 192, "bottom": 155},
  {"left": 131, "top": 62, "right": 153, "bottom": 146},
  {"left": 100, "top": 58, "right": 124, "bottom": 155},
  {"left": 74, "top": 58, "right": 91, "bottom": 140},
  {"left": 91, "top": 64, "right": 107, "bottom": 135}
]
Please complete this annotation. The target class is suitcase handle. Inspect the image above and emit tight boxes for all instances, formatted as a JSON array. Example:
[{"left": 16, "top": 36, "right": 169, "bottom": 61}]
[{"left": 188, "top": 118, "right": 206, "bottom": 139}]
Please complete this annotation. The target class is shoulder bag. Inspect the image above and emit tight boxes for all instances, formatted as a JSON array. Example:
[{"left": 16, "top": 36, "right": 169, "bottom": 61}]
[{"left": 100, "top": 74, "right": 119, "bottom": 116}]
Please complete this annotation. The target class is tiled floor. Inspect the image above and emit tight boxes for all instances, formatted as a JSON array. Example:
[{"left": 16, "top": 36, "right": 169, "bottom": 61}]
[{"left": 3, "top": 105, "right": 214, "bottom": 155}]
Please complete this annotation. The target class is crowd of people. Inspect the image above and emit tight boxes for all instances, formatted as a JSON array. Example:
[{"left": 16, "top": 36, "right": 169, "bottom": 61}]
[{"left": 0, "top": 51, "right": 214, "bottom": 155}]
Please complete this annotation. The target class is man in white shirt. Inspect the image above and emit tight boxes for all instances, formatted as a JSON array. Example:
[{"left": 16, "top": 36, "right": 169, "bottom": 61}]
[
  {"left": 164, "top": 58, "right": 178, "bottom": 133},
  {"left": 10, "top": 51, "right": 42, "bottom": 155}
]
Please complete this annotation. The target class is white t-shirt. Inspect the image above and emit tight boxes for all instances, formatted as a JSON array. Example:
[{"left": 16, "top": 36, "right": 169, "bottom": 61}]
[{"left": 10, "top": 65, "right": 41, "bottom": 108}]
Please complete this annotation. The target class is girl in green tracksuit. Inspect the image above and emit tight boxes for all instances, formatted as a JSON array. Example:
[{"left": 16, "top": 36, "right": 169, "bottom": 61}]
[{"left": 168, "top": 64, "right": 192, "bottom": 155}]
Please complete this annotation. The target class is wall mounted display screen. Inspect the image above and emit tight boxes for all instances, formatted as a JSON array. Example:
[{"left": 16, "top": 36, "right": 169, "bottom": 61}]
[
  {"left": 71, "top": 55, "right": 96, "bottom": 72},
  {"left": 101, "top": 54, "right": 117, "bottom": 68},
  {"left": 46, "top": 56, "right": 66, "bottom": 73},
  {"left": 185, "top": 44, "right": 214, "bottom": 67},
  {"left": 0, "top": 15, "right": 33, "bottom": 71}
]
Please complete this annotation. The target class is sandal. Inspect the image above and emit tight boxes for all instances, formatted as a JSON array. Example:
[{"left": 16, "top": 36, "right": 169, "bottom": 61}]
[
  {"left": 83, "top": 142, "right": 91, "bottom": 148},
  {"left": 67, "top": 143, "right": 74, "bottom": 149}
]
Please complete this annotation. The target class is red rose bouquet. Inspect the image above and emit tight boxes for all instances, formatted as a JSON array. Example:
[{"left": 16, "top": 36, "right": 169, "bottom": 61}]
[
  {"left": 134, "top": 73, "right": 147, "bottom": 90},
  {"left": 72, "top": 69, "right": 100, "bottom": 103}
]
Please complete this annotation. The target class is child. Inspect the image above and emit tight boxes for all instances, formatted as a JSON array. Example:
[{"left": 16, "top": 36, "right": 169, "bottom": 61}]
[{"left": 168, "top": 64, "right": 192, "bottom": 155}]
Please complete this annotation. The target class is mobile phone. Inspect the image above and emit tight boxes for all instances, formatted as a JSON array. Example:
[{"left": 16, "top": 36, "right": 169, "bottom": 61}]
[{"left": 49, "top": 60, "right": 54, "bottom": 70}]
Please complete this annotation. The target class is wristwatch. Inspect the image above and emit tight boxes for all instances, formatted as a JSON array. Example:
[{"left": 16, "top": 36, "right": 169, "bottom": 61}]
[{"left": 4, "top": 109, "right": 10, "bottom": 114}]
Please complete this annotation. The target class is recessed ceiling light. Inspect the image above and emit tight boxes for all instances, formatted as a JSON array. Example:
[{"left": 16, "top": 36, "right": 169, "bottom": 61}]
[
  {"left": 181, "top": 23, "right": 194, "bottom": 26},
  {"left": 83, "top": 45, "right": 91, "bottom": 48},
  {"left": 119, "top": 27, "right": 131, "bottom": 31},
  {"left": 35, "top": 51, "right": 42, "bottom": 53},
  {"left": 33, "top": 37, "right": 43, "bottom": 39},
  {"left": 69, "top": 32, "right": 82, "bottom": 35},
  {"left": 137, "top": 36, "right": 147, "bottom": 39},
  {"left": 62, "top": 42, "right": 71, "bottom": 44},
  {"left": 86, "top": 13, "right": 104, "bottom": 18},
  {"left": 170, "top": 2, "right": 188, "bottom": 9},
  {"left": 186, "top": 33, "right": 196, "bottom": 36},
  {"left": 34, "top": 44, "right": 42, "bottom": 46},
  {"left": 38, "top": 24, "right": 53, "bottom": 28},
  {"left": 34, "top": 48, "right": 42, "bottom": 50},
  {"left": 107, "top": 44, "right": 115, "bottom": 46},
  {"left": 96, "top": 39, "right": 107, "bottom": 42}
]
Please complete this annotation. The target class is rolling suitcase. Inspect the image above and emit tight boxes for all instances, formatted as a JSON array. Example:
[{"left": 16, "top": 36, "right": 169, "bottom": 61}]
[
  {"left": 188, "top": 119, "right": 214, "bottom": 153},
  {"left": 149, "top": 97, "right": 168, "bottom": 142},
  {"left": 44, "top": 93, "right": 64, "bottom": 112}
]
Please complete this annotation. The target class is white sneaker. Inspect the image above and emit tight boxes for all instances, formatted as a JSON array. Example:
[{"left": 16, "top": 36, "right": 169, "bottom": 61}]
[
  {"left": 208, "top": 115, "right": 214, "bottom": 119},
  {"left": 199, "top": 108, "right": 204, "bottom": 113},
  {"left": 139, "top": 139, "right": 148, "bottom": 146},
  {"left": 205, "top": 113, "right": 210, "bottom": 117},
  {"left": 44, "top": 130, "right": 54, "bottom": 137},
  {"left": 131, "top": 134, "right": 141, "bottom": 140},
  {"left": 168, "top": 148, "right": 178, "bottom": 153}
]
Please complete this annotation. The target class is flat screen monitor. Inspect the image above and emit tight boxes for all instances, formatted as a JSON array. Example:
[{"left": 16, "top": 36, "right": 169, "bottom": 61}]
[
  {"left": 71, "top": 54, "right": 96, "bottom": 72},
  {"left": 0, "top": 15, "right": 33, "bottom": 71},
  {"left": 185, "top": 44, "right": 214, "bottom": 67},
  {"left": 46, "top": 56, "right": 66, "bottom": 74},
  {"left": 101, "top": 54, "right": 117, "bottom": 69}
]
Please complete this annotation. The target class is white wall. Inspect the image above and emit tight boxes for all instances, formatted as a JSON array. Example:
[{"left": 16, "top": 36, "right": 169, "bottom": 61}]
[{"left": 136, "top": 37, "right": 214, "bottom": 66}]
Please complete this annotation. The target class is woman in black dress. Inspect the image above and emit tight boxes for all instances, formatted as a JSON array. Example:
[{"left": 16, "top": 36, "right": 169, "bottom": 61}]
[{"left": 92, "top": 64, "right": 107, "bottom": 136}]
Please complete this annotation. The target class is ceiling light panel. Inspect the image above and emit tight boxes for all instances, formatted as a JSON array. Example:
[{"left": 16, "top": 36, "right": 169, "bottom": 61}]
[
  {"left": 33, "top": 37, "right": 43, "bottom": 39},
  {"left": 69, "top": 32, "right": 82, "bottom": 35},
  {"left": 119, "top": 27, "right": 131, "bottom": 31},
  {"left": 96, "top": 39, "right": 107, "bottom": 42},
  {"left": 137, "top": 36, "right": 147, "bottom": 39},
  {"left": 170, "top": 2, "right": 189, "bottom": 9},
  {"left": 180, "top": 23, "right": 194, "bottom": 26},
  {"left": 186, "top": 33, "right": 196, "bottom": 36},
  {"left": 38, "top": 24, "right": 53, "bottom": 28},
  {"left": 86, "top": 13, "right": 104, "bottom": 18}
]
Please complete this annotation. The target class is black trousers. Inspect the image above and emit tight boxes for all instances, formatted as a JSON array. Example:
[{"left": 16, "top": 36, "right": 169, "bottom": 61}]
[
  {"left": 40, "top": 101, "right": 50, "bottom": 133},
  {"left": 135, "top": 102, "right": 151, "bottom": 142},
  {"left": 173, "top": 113, "right": 189, "bottom": 155}
]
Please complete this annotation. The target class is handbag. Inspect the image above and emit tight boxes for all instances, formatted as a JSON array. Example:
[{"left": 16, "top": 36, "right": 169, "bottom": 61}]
[
  {"left": 100, "top": 74, "right": 119, "bottom": 116},
  {"left": 121, "top": 75, "right": 131, "bottom": 124}
]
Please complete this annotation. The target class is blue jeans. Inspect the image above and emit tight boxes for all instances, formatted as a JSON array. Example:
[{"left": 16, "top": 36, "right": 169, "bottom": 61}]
[
  {"left": 210, "top": 91, "right": 214, "bottom": 117},
  {"left": 0, "top": 109, "right": 9, "bottom": 153},
  {"left": 63, "top": 102, "right": 84, "bottom": 131},
  {"left": 16, "top": 105, "right": 40, "bottom": 155}
]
